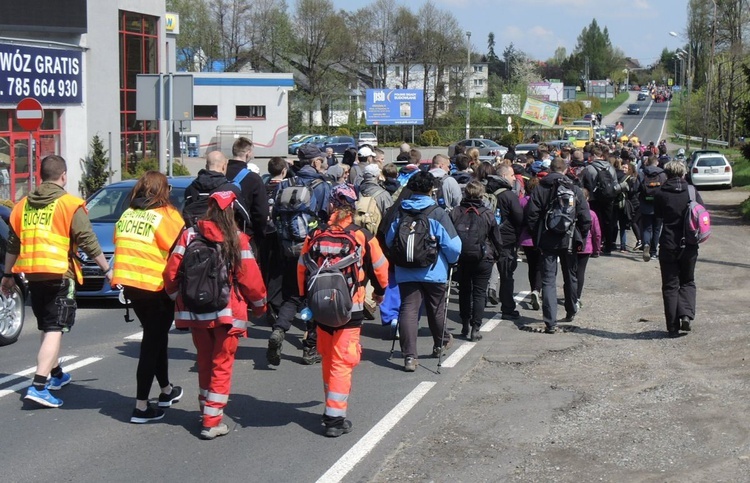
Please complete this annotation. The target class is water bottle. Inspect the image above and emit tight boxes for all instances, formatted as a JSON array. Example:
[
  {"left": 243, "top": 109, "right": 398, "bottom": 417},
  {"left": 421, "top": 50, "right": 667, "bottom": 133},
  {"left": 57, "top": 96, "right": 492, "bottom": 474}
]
[{"left": 299, "top": 307, "right": 313, "bottom": 321}]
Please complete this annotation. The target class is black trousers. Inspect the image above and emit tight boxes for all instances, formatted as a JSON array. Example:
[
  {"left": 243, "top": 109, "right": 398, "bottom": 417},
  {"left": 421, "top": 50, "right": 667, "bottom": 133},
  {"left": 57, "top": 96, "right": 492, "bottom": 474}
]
[
  {"left": 590, "top": 199, "right": 615, "bottom": 252},
  {"left": 273, "top": 256, "right": 316, "bottom": 346},
  {"left": 522, "top": 246, "right": 542, "bottom": 293},
  {"left": 576, "top": 254, "right": 590, "bottom": 300},
  {"left": 659, "top": 245, "right": 698, "bottom": 331},
  {"left": 125, "top": 287, "right": 174, "bottom": 401},
  {"left": 540, "top": 249, "right": 578, "bottom": 328},
  {"left": 398, "top": 281, "right": 450, "bottom": 359},
  {"left": 258, "top": 232, "right": 284, "bottom": 316},
  {"left": 498, "top": 245, "right": 518, "bottom": 314},
  {"left": 458, "top": 260, "right": 494, "bottom": 327}
]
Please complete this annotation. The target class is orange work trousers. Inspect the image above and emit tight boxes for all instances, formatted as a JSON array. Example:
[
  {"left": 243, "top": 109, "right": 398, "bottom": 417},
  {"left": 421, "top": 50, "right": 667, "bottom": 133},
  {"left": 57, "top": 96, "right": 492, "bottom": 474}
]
[
  {"left": 317, "top": 326, "right": 361, "bottom": 421},
  {"left": 191, "top": 325, "right": 239, "bottom": 428}
]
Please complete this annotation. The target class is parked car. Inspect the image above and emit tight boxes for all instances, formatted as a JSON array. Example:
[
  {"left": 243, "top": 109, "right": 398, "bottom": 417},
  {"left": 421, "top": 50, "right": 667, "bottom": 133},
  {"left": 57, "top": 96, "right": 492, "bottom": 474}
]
[
  {"left": 0, "top": 204, "right": 28, "bottom": 346},
  {"left": 687, "top": 149, "right": 721, "bottom": 167},
  {"left": 288, "top": 134, "right": 326, "bottom": 155},
  {"left": 77, "top": 177, "right": 194, "bottom": 298},
  {"left": 637, "top": 93, "right": 648, "bottom": 101},
  {"left": 687, "top": 153, "right": 732, "bottom": 189},
  {"left": 546, "top": 140, "right": 574, "bottom": 152},
  {"left": 357, "top": 132, "right": 378, "bottom": 147},
  {"left": 627, "top": 104, "right": 640, "bottom": 115},
  {"left": 450, "top": 138, "right": 508, "bottom": 157},
  {"left": 572, "top": 119, "right": 594, "bottom": 127},
  {"left": 312, "top": 136, "right": 357, "bottom": 155},
  {"left": 513, "top": 143, "right": 539, "bottom": 158},
  {"left": 288, "top": 134, "right": 313, "bottom": 145}
]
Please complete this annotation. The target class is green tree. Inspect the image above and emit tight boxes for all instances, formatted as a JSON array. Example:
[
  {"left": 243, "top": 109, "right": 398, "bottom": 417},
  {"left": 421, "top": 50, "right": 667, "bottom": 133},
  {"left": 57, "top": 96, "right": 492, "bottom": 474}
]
[
  {"left": 79, "top": 135, "right": 113, "bottom": 198},
  {"left": 573, "top": 19, "right": 622, "bottom": 80},
  {"left": 167, "top": 0, "right": 221, "bottom": 71}
]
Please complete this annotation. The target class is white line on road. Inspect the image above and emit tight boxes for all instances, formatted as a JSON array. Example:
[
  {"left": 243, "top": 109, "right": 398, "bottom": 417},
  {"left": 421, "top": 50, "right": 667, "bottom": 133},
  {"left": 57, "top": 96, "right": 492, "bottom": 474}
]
[
  {"left": 0, "top": 357, "right": 103, "bottom": 399},
  {"left": 514, "top": 291, "right": 530, "bottom": 303},
  {"left": 480, "top": 317, "right": 502, "bottom": 333},
  {"left": 658, "top": 100, "right": 671, "bottom": 141},
  {"left": 316, "top": 381, "right": 437, "bottom": 483},
  {"left": 0, "top": 355, "right": 78, "bottom": 386},
  {"left": 440, "top": 342, "right": 476, "bottom": 368}
]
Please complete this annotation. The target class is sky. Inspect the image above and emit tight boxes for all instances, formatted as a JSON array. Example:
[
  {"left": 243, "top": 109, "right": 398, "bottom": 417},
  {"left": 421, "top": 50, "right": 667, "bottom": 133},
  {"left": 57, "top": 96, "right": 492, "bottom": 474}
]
[{"left": 331, "top": 0, "right": 690, "bottom": 67}]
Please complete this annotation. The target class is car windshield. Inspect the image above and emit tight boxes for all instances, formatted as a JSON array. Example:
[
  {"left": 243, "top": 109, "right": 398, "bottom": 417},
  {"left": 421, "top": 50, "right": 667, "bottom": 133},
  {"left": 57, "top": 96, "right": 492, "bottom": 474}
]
[
  {"left": 86, "top": 185, "right": 187, "bottom": 223},
  {"left": 359, "top": 133, "right": 375, "bottom": 138},
  {"left": 696, "top": 157, "right": 727, "bottom": 167},
  {"left": 564, "top": 129, "right": 591, "bottom": 141},
  {"left": 482, "top": 140, "right": 501, "bottom": 148}
]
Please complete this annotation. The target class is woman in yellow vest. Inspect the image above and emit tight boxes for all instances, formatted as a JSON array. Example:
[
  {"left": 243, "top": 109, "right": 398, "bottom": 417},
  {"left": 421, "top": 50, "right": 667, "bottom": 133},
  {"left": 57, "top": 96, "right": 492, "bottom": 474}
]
[{"left": 112, "top": 171, "right": 185, "bottom": 423}]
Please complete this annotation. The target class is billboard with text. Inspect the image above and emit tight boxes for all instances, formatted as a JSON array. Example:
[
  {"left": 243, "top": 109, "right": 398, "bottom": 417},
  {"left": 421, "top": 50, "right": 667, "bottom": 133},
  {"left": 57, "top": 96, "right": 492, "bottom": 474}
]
[
  {"left": 520, "top": 97, "right": 560, "bottom": 128},
  {"left": 365, "top": 89, "right": 424, "bottom": 125}
]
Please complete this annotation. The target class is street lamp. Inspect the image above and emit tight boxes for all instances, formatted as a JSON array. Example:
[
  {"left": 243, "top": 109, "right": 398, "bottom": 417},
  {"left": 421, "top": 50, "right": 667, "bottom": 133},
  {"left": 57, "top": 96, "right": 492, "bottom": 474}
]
[
  {"left": 703, "top": 0, "right": 718, "bottom": 149},
  {"left": 670, "top": 32, "right": 691, "bottom": 150},
  {"left": 466, "top": 31, "right": 471, "bottom": 139}
]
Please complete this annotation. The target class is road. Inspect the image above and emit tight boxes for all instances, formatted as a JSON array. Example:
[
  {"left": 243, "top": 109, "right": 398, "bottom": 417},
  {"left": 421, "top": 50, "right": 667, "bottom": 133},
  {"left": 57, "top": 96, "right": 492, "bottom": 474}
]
[{"left": 4, "top": 96, "right": 749, "bottom": 482}]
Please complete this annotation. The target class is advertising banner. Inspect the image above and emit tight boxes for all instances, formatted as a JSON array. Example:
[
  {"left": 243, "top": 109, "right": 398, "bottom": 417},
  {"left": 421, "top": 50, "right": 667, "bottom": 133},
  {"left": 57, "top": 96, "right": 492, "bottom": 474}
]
[
  {"left": 0, "top": 43, "right": 83, "bottom": 104},
  {"left": 520, "top": 97, "right": 560, "bottom": 127},
  {"left": 527, "top": 82, "right": 564, "bottom": 102},
  {"left": 366, "top": 89, "right": 424, "bottom": 125}
]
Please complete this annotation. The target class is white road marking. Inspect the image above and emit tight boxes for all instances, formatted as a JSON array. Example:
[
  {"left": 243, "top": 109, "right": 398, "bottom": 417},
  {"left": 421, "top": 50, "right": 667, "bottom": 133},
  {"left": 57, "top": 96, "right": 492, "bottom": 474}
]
[
  {"left": 440, "top": 342, "right": 476, "bottom": 368},
  {"left": 316, "top": 381, "right": 437, "bottom": 483},
  {"left": 658, "top": 100, "right": 671, "bottom": 141},
  {"left": 628, "top": 100, "right": 654, "bottom": 136},
  {"left": 514, "top": 291, "right": 530, "bottom": 303},
  {"left": 0, "top": 355, "right": 78, "bottom": 386},
  {"left": 480, "top": 317, "right": 501, "bottom": 333},
  {"left": 0, "top": 356, "right": 103, "bottom": 398}
]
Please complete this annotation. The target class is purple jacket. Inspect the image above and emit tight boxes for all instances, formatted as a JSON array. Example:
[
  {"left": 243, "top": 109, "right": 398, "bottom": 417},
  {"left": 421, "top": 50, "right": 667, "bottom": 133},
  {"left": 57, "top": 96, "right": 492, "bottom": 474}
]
[
  {"left": 579, "top": 208, "right": 601, "bottom": 255},
  {"left": 519, "top": 195, "right": 533, "bottom": 247}
]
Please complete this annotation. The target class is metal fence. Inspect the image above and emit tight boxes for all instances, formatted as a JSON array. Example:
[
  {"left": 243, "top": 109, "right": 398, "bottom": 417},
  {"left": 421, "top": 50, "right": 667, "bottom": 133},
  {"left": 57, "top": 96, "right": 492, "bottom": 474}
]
[{"left": 672, "top": 133, "right": 729, "bottom": 147}]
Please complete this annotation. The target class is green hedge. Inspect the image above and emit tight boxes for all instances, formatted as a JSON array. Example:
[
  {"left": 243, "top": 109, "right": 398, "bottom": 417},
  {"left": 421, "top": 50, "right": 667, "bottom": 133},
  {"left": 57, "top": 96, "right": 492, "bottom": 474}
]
[
  {"left": 122, "top": 158, "right": 191, "bottom": 180},
  {"left": 740, "top": 195, "right": 750, "bottom": 220}
]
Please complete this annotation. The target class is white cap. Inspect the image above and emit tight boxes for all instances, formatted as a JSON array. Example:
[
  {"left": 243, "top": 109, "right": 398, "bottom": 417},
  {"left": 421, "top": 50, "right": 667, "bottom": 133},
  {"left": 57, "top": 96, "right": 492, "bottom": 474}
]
[
  {"left": 364, "top": 163, "right": 381, "bottom": 177},
  {"left": 358, "top": 146, "right": 375, "bottom": 158}
]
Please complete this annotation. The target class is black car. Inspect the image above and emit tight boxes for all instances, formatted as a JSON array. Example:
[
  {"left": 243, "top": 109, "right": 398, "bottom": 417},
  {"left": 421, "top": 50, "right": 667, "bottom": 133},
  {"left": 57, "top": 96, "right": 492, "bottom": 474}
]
[
  {"left": 637, "top": 93, "right": 647, "bottom": 101},
  {"left": 627, "top": 104, "right": 640, "bottom": 115}
]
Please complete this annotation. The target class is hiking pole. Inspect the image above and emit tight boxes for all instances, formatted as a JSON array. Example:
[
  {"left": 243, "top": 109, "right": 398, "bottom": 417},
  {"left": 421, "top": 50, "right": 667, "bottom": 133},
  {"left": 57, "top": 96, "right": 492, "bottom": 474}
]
[
  {"left": 388, "top": 318, "right": 400, "bottom": 360},
  {"left": 437, "top": 265, "right": 454, "bottom": 374}
]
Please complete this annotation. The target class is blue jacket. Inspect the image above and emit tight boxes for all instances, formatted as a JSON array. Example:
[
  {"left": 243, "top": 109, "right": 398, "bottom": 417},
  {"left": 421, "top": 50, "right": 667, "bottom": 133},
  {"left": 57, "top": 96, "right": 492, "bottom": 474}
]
[
  {"left": 385, "top": 195, "right": 462, "bottom": 284},
  {"left": 294, "top": 165, "right": 331, "bottom": 222}
]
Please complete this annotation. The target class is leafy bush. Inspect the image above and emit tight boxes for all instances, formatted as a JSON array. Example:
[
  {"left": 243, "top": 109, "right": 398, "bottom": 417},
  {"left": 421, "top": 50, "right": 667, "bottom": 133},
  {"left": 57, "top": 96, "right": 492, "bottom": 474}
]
[
  {"left": 79, "top": 135, "right": 114, "bottom": 198},
  {"left": 122, "top": 158, "right": 191, "bottom": 180},
  {"left": 335, "top": 127, "right": 351, "bottom": 136},
  {"left": 584, "top": 97, "right": 602, "bottom": 111},
  {"left": 741, "top": 142, "right": 750, "bottom": 162},
  {"left": 740, "top": 195, "right": 750, "bottom": 220},
  {"left": 559, "top": 101, "right": 583, "bottom": 122},
  {"left": 420, "top": 130, "right": 441, "bottom": 147}
]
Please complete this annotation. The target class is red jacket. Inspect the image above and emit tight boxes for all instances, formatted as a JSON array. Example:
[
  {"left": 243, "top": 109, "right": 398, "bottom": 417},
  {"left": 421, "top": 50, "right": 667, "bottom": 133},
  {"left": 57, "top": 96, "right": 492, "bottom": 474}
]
[{"left": 163, "top": 220, "right": 267, "bottom": 335}]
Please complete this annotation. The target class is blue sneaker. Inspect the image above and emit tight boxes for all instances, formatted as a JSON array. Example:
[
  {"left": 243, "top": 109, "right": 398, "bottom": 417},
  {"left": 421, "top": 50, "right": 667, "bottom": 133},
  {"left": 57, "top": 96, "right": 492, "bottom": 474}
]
[
  {"left": 25, "top": 386, "right": 63, "bottom": 408},
  {"left": 48, "top": 372, "right": 71, "bottom": 390}
]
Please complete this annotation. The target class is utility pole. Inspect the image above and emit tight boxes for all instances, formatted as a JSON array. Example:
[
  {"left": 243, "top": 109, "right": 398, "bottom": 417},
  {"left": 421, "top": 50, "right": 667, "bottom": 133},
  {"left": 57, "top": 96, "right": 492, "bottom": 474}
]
[
  {"left": 465, "top": 31, "right": 471, "bottom": 139},
  {"left": 702, "top": 0, "right": 717, "bottom": 149}
]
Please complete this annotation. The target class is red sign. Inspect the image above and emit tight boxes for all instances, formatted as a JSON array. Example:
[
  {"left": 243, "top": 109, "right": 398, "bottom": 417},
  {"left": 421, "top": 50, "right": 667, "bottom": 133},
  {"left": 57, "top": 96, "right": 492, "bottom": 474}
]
[{"left": 15, "top": 97, "right": 44, "bottom": 131}]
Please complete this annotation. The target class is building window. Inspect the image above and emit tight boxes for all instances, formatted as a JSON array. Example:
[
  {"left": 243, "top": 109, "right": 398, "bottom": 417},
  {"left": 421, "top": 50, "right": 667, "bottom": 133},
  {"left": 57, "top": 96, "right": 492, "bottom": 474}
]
[
  {"left": 195, "top": 105, "right": 218, "bottom": 119},
  {"left": 119, "top": 11, "right": 159, "bottom": 171},
  {"left": 474, "top": 79, "right": 484, "bottom": 86},
  {"left": 235, "top": 105, "right": 265, "bottom": 120},
  {"left": 473, "top": 65, "right": 483, "bottom": 72}
]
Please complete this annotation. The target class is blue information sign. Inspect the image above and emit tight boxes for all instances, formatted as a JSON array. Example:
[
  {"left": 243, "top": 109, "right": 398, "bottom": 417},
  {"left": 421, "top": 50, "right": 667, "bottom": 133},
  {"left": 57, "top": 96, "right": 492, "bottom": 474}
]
[
  {"left": 365, "top": 89, "right": 424, "bottom": 125},
  {"left": 0, "top": 43, "right": 83, "bottom": 104}
]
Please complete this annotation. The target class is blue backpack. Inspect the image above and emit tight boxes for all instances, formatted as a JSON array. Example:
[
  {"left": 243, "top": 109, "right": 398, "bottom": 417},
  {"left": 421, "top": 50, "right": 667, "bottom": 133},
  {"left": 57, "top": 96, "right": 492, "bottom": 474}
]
[{"left": 273, "top": 177, "right": 324, "bottom": 257}]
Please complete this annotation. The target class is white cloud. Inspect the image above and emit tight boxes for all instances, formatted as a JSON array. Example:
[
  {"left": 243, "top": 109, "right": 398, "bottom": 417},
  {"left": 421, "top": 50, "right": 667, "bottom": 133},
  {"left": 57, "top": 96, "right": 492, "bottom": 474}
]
[{"left": 634, "top": 0, "right": 651, "bottom": 9}]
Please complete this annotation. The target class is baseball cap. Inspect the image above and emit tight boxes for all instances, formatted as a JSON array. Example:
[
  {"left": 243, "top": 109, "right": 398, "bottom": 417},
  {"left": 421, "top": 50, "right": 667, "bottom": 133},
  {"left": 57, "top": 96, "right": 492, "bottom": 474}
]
[
  {"left": 358, "top": 146, "right": 375, "bottom": 158},
  {"left": 298, "top": 144, "right": 326, "bottom": 161},
  {"left": 210, "top": 191, "right": 236, "bottom": 210},
  {"left": 364, "top": 163, "right": 381, "bottom": 177}
]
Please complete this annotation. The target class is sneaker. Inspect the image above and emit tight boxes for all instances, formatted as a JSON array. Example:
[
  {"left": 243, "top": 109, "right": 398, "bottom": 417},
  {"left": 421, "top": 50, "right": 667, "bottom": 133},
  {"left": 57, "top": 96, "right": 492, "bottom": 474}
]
[
  {"left": 266, "top": 328, "right": 285, "bottom": 366},
  {"left": 325, "top": 419, "right": 353, "bottom": 438},
  {"left": 302, "top": 346, "right": 322, "bottom": 365},
  {"left": 642, "top": 245, "right": 651, "bottom": 262},
  {"left": 432, "top": 333, "right": 453, "bottom": 358},
  {"left": 158, "top": 385, "right": 183, "bottom": 408},
  {"left": 460, "top": 320, "right": 470, "bottom": 338},
  {"left": 25, "top": 386, "right": 63, "bottom": 408},
  {"left": 48, "top": 372, "right": 71, "bottom": 390},
  {"left": 501, "top": 310, "right": 520, "bottom": 320},
  {"left": 530, "top": 291, "right": 541, "bottom": 311},
  {"left": 404, "top": 356, "right": 418, "bottom": 372},
  {"left": 487, "top": 289, "right": 499, "bottom": 305},
  {"left": 130, "top": 404, "right": 165, "bottom": 423},
  {"left": 363, "top": 301, "right": 376, "bottom": 321},
  {"left": 634, "top": 240, "right": 643, "bottom": 251},
  {"left": 562, "top": 312, "right": 576, "bottom": 322},
  {"left": 200, "top": 423, "right": 229, "bottom": 440},
  {"left": 680, "top": 317, "right": 692, "bottom": 332},
  {"left": 544, "top": 325, "right": 557, "bottom": 334},
  {"left": 470, "top": 326, "right": 483, "bottom": 341}
]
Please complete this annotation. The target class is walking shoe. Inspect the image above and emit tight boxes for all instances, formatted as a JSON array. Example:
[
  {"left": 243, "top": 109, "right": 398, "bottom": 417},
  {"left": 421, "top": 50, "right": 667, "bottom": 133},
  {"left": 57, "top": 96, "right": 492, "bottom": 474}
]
[
  {"left": 130, "top": 404, "right": 165, "bottom": 423},
  {"left": 501, "top": 310, "right": 520, "bottom": 320},
  {"left": 642, "top": 245, "right": 651, "bottom": 262},
  {"left": 200, "top": 423, "right": 229, "bottom": 440},
  {"left": 562, "top": 312, "right": 576, "bottom": 322},
  {"left": 530, "top": 291, "right": 541, "bottom": 311},
  {"left": 432, "top": 333, "right": 454, "bottom": 358},
  {"left": 404, "top": 356, "right": 418, "bottom": 372},
  {"left": 460, "top": 320, "right": 470, "bottom": 338},
  {"left": 470, "top": 326, "right": 483, "bottom": 341},
  {"left": 25, "top": 386, "right": 63, "bottom": 408},
  {"left": 48, "top": 372, "right": 71, "bottom": 390},
  {"left": 266, "top": 328, "right": 285, "bottom": 366},
  {"left": 544, "top": 325, "right": 557, "bottom": 334},
  {"left": 487, "top": 289, "right": 499, "bottom": 305},
  {"left": 302, "top": 346, "right": 322, "bottom": 365},
  {"left": 680, "top": 316, "right": 692, "bottom": 332},
  {"left": 158, "top": 385, "right": 183, "bottom": 408},
  {"left": 634, "top": 240, "right": 643, "bottom": 251},
  {"left": 325, "top": 419, "right": 353, "bottom": 438}
]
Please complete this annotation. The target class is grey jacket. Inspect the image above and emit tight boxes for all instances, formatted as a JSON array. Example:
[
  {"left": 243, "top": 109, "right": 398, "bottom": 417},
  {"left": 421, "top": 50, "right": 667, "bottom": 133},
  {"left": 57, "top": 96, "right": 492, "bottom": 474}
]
[
  {"left": 429, "top": 167, "right": 462, "bottom": 211},
  {"left": 359, "top": 175, "right": 394, "bottom": 217}
]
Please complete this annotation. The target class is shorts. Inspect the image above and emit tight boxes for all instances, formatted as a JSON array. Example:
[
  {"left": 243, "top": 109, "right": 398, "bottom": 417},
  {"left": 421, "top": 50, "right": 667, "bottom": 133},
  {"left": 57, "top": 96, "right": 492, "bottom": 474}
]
[{"left": 29, "top": 278, "right": 77, "bottom": 333}]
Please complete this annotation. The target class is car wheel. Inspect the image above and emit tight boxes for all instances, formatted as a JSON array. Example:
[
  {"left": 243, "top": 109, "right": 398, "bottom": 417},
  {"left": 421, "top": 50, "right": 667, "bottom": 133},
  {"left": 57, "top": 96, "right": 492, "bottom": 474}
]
[{"left": 0, "top": 285, "right": 25, "bottom": 346}]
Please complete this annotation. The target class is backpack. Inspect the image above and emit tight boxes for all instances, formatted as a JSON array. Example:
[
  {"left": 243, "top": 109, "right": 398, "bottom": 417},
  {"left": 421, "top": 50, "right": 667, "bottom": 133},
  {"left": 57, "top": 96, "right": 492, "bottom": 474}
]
[
  {"left": 302, "top": 227, "right": 361, "bottom": 328},
  {"left": 482, "top": 185, "right": 508, "bottom": 225},
  {"left": 178, "top": 228, "right": 234, "bottom": 314},
  {"left": 642, "top": 171, "right": 663, "bottom": 202},
  {"left": 593, "top": 165, "right": 619, "bottom": 200},
  {"left": 232, "top": 168, "right": 250, "bottom": 189},
  {"left": 451, "top": 206, "right": 489, "bottom": 263},
  {"left": 390, "top": 205, "right": 439, "bottom": 268},
  {"left": 354, "top": 194, "right": 383, "bottom": 234},
  {"left": 544, "top": 179, "right": 577, "bottom": 241},
  {"left": 274, "top": 177, "right": 323, "bottom": 257},
  {"left": 431, "top": 176, "right": 447, "bottom": 208},
  {"left": 683, "top": 185, "right": 711, "bottom": 245},
  {"left": 182, "top": 194, "right": 211, "bottom": 229}
]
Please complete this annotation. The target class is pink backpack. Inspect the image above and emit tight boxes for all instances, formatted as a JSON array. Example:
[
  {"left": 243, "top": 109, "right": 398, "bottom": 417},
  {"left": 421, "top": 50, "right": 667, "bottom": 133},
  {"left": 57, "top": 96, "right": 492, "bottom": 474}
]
[{"left": 684, "top": 185, "right": 711, "bottom": 245}]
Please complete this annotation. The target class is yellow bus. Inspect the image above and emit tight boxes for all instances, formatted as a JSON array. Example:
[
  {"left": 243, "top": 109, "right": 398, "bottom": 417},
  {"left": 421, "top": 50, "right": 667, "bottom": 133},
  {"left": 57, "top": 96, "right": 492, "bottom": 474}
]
[{"left": 561, "top": 126, "right": 594, "bottom": 148}]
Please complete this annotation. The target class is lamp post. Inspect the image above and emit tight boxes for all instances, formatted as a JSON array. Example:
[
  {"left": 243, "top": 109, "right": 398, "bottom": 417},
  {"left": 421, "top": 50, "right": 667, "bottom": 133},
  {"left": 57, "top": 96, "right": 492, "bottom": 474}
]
[
  {"left": 671, "top": 32, "right": 691, "bottom": 150},
  {"left": 702, "top": 0, "right": 717, "bottom": 149},
  {"left": 465, "top": 31, "right": 471, "bottom": 139}
]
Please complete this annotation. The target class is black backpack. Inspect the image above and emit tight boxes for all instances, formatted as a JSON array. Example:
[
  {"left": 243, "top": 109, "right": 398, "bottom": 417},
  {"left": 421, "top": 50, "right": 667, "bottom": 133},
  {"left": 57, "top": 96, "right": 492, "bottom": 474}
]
[
  {"left": 641, "top": 171, "right": 663, "bottom": 202},
  {"left": 182, "top": 194, "right": 211, "bottom": 229},
  {"left": 451, "top": 206, "right": 489, "bottom": 263},
  {"left": 544, "top": 179, "right": 577, "bottom": 241},
  {"left": 390, "top": 205, "right": 439, "bottom": 268},
  {"left": 431, "top": 176, "right": 447, "bottom": 209},
  {"left": 178, "top": 228, "right": 234, "bottom": 314},
  {"left": 593, "top": 165, "right": 619, "bottom": 200}
]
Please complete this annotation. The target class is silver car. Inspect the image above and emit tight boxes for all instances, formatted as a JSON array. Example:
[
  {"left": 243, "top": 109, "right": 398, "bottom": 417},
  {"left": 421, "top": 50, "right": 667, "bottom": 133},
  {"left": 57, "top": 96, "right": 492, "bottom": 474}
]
[
  {"left": 357, "top": 132, "right": 378, "bottom": 147},
  {"left": 688, "top": 154, "right": 732, "bottom": 189}
]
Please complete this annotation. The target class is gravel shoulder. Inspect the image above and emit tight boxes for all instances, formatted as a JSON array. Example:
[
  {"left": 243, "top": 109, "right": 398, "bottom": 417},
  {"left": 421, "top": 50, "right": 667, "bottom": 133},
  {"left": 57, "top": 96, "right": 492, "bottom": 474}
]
[{"left": 368, "top": 188, "right": 750, "bottom": 483}]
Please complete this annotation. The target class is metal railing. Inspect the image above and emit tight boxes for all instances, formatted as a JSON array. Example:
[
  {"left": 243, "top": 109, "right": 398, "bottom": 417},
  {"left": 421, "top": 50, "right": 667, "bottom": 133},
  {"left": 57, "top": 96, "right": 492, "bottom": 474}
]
[{"left": 672, "top": 133, "right": 729, "bottom": 147}]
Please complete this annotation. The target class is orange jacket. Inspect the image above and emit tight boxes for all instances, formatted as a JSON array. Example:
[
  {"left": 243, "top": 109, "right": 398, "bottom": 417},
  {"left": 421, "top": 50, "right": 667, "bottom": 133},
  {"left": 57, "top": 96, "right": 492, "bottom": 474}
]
[
  {"left": 297, "top": 211, "right": 389, "bottom": 314},
  {"left": 112, "top": 205, "right": 184, "bottom": 292}
]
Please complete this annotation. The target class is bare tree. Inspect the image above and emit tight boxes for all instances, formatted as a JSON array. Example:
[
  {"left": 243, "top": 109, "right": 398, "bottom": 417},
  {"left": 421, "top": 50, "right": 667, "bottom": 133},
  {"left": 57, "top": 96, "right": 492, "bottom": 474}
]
[
  {"left": 391, "top": 7, "right": 420, "bottom": 89},
  {"left": 245, "top": 0, "right": 292, "bottom": 71},
  {"left": 211, "top": 0, "right": 252, "bottom": 71},
  {"left": 167, "top": 0, "right": 221, "bottom": 71}
]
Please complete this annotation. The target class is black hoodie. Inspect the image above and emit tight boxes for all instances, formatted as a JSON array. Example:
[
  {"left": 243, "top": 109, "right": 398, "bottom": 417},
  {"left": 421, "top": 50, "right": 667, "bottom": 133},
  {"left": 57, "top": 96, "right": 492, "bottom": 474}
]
[
  {"left": 485, "top": 175, "right": 524, "bottom": 246},
  {"left": 526, "top": 172, "right": 591, "bottom": 251},
  {"left": 654, "top": 177, "right": 703, "bottom": 251},
  {"left": 183, "top": 169, "right": 250, "bottom": 230}
]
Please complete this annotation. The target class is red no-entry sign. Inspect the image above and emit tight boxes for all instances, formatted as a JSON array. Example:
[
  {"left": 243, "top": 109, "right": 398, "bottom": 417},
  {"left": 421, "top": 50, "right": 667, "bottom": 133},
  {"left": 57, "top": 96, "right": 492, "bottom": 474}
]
[{"left": 16, "top": 97, "right": 44, "bottom": 131}]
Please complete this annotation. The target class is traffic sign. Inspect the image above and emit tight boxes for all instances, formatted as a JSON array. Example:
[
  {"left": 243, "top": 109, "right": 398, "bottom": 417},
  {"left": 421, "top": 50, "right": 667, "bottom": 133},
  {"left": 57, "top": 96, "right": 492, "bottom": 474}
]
[{"left": 16, "top": 97, "right": 44, "bottom": 131}]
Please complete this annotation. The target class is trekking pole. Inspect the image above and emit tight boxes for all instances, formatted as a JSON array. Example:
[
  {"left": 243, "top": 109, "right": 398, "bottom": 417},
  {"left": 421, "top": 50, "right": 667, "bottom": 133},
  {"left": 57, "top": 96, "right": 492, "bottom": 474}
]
[
  {"left": 437, "top": 265, "right": 454, "bottom": 374},
  {"left": 388, "top": 318, "right": 400, "bottom": 360}
]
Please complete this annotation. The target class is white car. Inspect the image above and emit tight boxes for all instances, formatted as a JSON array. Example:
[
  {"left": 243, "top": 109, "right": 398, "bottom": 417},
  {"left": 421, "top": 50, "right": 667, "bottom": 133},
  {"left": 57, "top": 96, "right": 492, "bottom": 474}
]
[
  {"left": 688, "top": 153, "right": 732, "bottom": 188},
  {"left": 357, "top": 132, "right": 378, "bottom": 147}
]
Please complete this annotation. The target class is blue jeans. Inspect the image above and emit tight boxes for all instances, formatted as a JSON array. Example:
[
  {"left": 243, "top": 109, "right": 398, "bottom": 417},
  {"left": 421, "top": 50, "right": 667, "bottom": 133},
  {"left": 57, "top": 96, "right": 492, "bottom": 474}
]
[{"left": 640, "top": 213, "right": 662, "bottom": 255}]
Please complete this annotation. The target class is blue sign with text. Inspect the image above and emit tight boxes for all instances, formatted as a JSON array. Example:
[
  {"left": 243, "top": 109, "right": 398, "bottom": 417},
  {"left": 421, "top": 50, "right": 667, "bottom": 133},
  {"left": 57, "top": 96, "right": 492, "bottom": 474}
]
[
  {"left": 365, "top": 89, "right": 424, "bottom": 125},
  {"left": 0, "top": 43, "right": 83, "bottom": 104}
]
